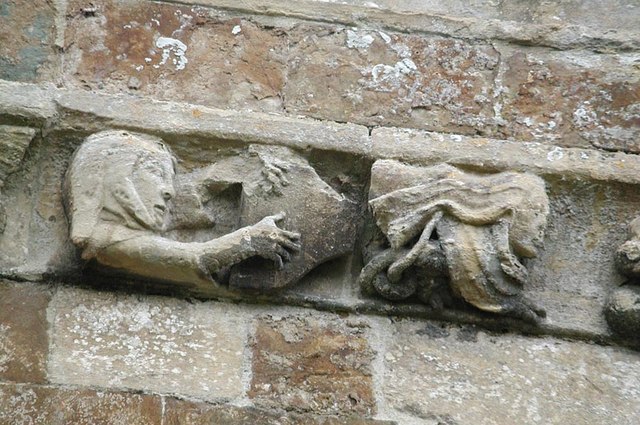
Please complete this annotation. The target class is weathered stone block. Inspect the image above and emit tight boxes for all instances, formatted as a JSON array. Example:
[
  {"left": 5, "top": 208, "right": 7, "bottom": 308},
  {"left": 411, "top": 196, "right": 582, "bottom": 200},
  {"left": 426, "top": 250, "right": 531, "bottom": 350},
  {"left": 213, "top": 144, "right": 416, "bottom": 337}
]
[
  {"left": 0, "top": 0, "right": 57, "bottom": 82},
  {"left": 500, "top": 50, "right": 640, "bottom": 152},
  {"left": 0, "top": 383, "right": 162, "bottom": 424},
  {"left": 164, "top": 398, "right": 395, "bottom": 425},
  {"left": 48, "top": 287, "right": 250, "bottom": 401},
  {"left": 173, "top": 0, "right": 640, "bottom": 51},
  {"left": 372, "top": 128, "right": 640, "bottom": 338},
  {"left": 382, "top": 319, "right": 640, "bottom": 424},
  {"left": 0, "top": 280, "right": 50, "bottom": 384},
  {"left": 250, "top": 313, "right": 376, "bottom": 416},
  {"left": 64, "top": 0, "right": 288, "bottom": 112},
  {"left": 0, "top": 125, "right": 36, "bottom": 185},
  {"left": 285, "top": 26, "right": 500, "bottom": 134}
]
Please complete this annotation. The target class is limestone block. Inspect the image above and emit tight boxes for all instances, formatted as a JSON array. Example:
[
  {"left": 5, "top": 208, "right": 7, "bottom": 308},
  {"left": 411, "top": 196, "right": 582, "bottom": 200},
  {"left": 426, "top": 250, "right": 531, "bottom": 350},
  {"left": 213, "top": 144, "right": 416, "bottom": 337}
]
[
  {"left": 0, "top": 383, "right": 162, "bottom": 425},
  {"left": 249, "top": 313, "right": 376, "bottom": 416},
  {"left": 164, "top": 398, "right": 395, "bottom": 425},
  {"left": 47, "top": 287, "right": 250, "bottom": 401},
  {"left": 381, "top": 320, "right": 640, "bottom": 424},
  {"left": 0, "top": 280, "right": 51, "bottom": 384},
  {"left": 0, "top": 80, "right": 56, "bottom": 123},
  {"left": 53, "top": 88, "right": 370, "bottom": 155}
]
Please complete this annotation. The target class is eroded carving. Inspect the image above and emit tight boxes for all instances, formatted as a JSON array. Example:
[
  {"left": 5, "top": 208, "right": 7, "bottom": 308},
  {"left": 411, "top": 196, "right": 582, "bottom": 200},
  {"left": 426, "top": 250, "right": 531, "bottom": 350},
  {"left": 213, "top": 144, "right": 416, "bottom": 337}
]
[
  {"left": 64, "top": 131, "right": 308, "bottom": 293},
  {"left": 606, "top": 217, "right": 640, "bottom": 342},
  {"left": 359, "top": 160, "right": 550, "bottom": 323}
]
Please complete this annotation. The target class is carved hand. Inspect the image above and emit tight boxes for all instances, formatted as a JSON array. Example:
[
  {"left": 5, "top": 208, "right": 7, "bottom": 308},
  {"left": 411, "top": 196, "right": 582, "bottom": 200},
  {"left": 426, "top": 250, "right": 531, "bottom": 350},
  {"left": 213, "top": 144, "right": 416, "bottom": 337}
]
[{"left": 247, "top": 212, "right": 301, "bottom": 269}]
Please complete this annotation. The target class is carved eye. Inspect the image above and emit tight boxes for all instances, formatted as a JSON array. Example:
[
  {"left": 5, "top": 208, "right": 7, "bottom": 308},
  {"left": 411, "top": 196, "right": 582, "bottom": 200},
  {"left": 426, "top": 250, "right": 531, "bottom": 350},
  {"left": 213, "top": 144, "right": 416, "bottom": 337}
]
[{"left": 162, "top": 191, "right": 172, "bottom": 201}]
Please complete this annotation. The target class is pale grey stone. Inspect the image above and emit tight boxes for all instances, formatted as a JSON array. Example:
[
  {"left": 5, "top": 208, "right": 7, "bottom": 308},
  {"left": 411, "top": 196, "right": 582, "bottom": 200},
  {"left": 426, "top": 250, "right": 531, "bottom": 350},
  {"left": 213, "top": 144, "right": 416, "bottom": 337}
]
[
  {"left": 372, "top": 128, "right": 640, "bottom": 185},
  {"left": 381, "top": 319, "right": 640, "bottom": 424},
  {"left": 48, "top": 286, "right": 251, "bottom": 401},
  {"left": 54, "top": 88, "right": 371, "bottom": 156},
  {"left": 0, "top": 80, "right": 56, "bottom": 123}
]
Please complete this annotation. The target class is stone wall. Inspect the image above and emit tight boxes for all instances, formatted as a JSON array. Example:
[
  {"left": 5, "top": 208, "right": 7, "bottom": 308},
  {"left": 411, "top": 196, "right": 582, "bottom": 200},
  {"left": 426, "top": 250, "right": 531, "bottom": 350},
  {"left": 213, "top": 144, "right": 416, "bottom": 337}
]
[{"left": 1, "top": 1, "right": 639, "bottom": 424}]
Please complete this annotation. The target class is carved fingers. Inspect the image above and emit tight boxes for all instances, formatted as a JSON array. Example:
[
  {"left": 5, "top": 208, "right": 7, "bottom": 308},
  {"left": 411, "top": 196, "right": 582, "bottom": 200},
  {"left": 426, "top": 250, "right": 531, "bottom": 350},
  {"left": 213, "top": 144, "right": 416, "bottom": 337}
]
[
  {"left": 250, "top": 212, "right": 301, "bottom": 269},
  {"left": 259, "top": 158, "right": 290, "bottom": 196}
]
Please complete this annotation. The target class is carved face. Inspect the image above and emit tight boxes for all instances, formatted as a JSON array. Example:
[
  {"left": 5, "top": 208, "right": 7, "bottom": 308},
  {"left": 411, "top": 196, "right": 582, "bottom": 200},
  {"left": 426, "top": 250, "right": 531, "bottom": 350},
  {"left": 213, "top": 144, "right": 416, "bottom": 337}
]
[
  {"left": 509, "top": 206, "right": 547, "bottom": 258},
  {"left": 131, "top": 156, "right": 176, "bottom": 231}
]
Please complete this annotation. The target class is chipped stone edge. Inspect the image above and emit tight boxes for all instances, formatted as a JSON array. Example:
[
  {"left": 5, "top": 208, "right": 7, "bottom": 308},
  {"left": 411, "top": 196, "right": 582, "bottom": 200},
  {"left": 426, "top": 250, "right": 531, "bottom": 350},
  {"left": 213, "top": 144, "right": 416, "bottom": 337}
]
[
  {"left": 166, "top": 0, "right": 640, "bottom": 52},
  {"left": 2, "top": 80, "right": 639, "bottom": 185},
  {"left": 53, "top": 86, "right": 372, "bottom": 157},
  {"left": 372, "top": 127, "right": 640, "bottom": 186}
]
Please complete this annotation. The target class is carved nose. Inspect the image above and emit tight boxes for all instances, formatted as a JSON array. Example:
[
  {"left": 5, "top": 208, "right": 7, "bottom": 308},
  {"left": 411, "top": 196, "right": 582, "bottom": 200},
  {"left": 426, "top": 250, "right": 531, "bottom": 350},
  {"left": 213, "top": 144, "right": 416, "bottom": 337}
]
[{"left": 162, "top": 190, "right": 173, "bottom": 201}]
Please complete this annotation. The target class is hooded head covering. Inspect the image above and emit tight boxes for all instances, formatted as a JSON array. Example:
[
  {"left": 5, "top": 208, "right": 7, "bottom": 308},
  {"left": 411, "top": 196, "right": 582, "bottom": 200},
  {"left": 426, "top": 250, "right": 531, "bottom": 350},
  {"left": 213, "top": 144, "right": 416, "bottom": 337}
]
[{"left": 64, "top": 130, "right": 175, "bottom": 257}]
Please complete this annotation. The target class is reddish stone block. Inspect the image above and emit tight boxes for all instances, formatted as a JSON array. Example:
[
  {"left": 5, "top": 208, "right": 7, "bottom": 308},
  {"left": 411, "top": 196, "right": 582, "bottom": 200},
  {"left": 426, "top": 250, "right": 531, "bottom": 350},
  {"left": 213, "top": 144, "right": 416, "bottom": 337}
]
[
  {"left": 0, "top": 280, "right": 50, "bottom": 384},
  {"left": 284, "top": 26, "right": 500, "bottom": 134},
  {"left": 501, "top": 51, "right": 640, "bottom": 152},
  {"left": 249, "top": 314, "right": 376, "bottom": 416},
  {"left": 64, "top": 0, "right": 287, "bottom": 112},
  {"left": 0, "top": 383, "right": 162, "bottom": 424}
]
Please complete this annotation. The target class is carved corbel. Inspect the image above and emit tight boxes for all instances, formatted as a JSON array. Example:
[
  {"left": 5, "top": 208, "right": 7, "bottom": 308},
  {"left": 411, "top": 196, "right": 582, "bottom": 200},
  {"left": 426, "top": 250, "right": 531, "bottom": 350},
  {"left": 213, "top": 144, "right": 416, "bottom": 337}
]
[
  {"left": 64, "top": 130, "right": 358, "bottom": 294},
  {"left": 359, "top": 160, "right": 550, "bottom": 323}
]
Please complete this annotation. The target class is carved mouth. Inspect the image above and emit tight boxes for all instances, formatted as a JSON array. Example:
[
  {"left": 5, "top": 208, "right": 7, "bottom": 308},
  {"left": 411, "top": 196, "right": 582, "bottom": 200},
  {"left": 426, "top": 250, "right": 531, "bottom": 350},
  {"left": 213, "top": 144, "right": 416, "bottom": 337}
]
[{"left": 154, "top": 204, "right": 166, "bottom": 214}]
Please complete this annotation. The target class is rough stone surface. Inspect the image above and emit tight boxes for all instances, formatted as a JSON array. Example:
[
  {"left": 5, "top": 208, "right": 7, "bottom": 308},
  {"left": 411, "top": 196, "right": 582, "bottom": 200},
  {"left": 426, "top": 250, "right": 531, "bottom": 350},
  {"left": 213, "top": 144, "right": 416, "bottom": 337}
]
[
  {"left": 48, "top": 287, "right": 250, "bottom": 401},
  {"left": 0, "top": 383, "right": 162, "bottom": 425},
  {"left": 0, "top": 125, "right": 36, "bottom": 185},
  {"left": 500, "top": 49, "right": 640, "bottom": 152},
  {"left": 250, "top": 313, "right": 376, "bottom": 416},
  {"left": 64, "top": 0, "right": 288, "bottom": 113},
  {"left": 0, "top": 280, "right": 50, "bottom": 384},
  {"left": 605, "top": 285, "right": 640, "bottom": 343},
  {"left": 174, "top": 0, "right": 640, "bottom": 51},
  {"left": 0, "top": 80, "right": 56, "bottom": 123},
  {"left": 59, "top": 2, "right": 640, "bottom": 150},
  {"left": 382, "top": 319, "right": 640, "bottom": 424},
  {"left": 0, "top": 0, "right": 57, "bottom": 82},
  {"left": 372, "top": 128, "right": 640, "bottom": 185},
  {"left": 54, "top": 87, "right": 370, "bottom": 155},
  {"left": 285, "top": 27, "right": 500, "bottom": 135},
  {"left": 164, "top": 398, "right": 395, "bottom": 425}
]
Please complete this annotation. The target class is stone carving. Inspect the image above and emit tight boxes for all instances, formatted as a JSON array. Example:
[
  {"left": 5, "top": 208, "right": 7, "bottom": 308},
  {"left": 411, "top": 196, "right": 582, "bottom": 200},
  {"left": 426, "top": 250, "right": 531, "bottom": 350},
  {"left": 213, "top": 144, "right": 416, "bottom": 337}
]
[
  {"left": 0, "top": 125, "right": 36, "bottom": 234},
  {"left": 64, "top": 130, "right": 357, "bottom": 294},
  {"left": 359, "top": 160, "right": 550, "bottom": 323},
  {"left": 606, "top": 217, "right": 640, "bottom": 342}
]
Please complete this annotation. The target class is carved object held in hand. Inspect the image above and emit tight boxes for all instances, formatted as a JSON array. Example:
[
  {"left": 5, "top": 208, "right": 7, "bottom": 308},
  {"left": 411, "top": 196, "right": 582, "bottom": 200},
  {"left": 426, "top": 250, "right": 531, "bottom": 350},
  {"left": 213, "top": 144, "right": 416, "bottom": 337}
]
[{"left": 64, "top": 131, "right": 301, "bottom": 293}]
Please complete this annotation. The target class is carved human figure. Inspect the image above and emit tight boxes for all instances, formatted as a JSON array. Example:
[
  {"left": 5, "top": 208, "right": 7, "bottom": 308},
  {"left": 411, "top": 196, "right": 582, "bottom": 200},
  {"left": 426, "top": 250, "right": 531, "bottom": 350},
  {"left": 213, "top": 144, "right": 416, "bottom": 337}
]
[
  {"left": 64, "top": 130, "right": 300, "bottom": 291},
  {"left": 359, "top": 161, "right": 550, "bottom": 323}
]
